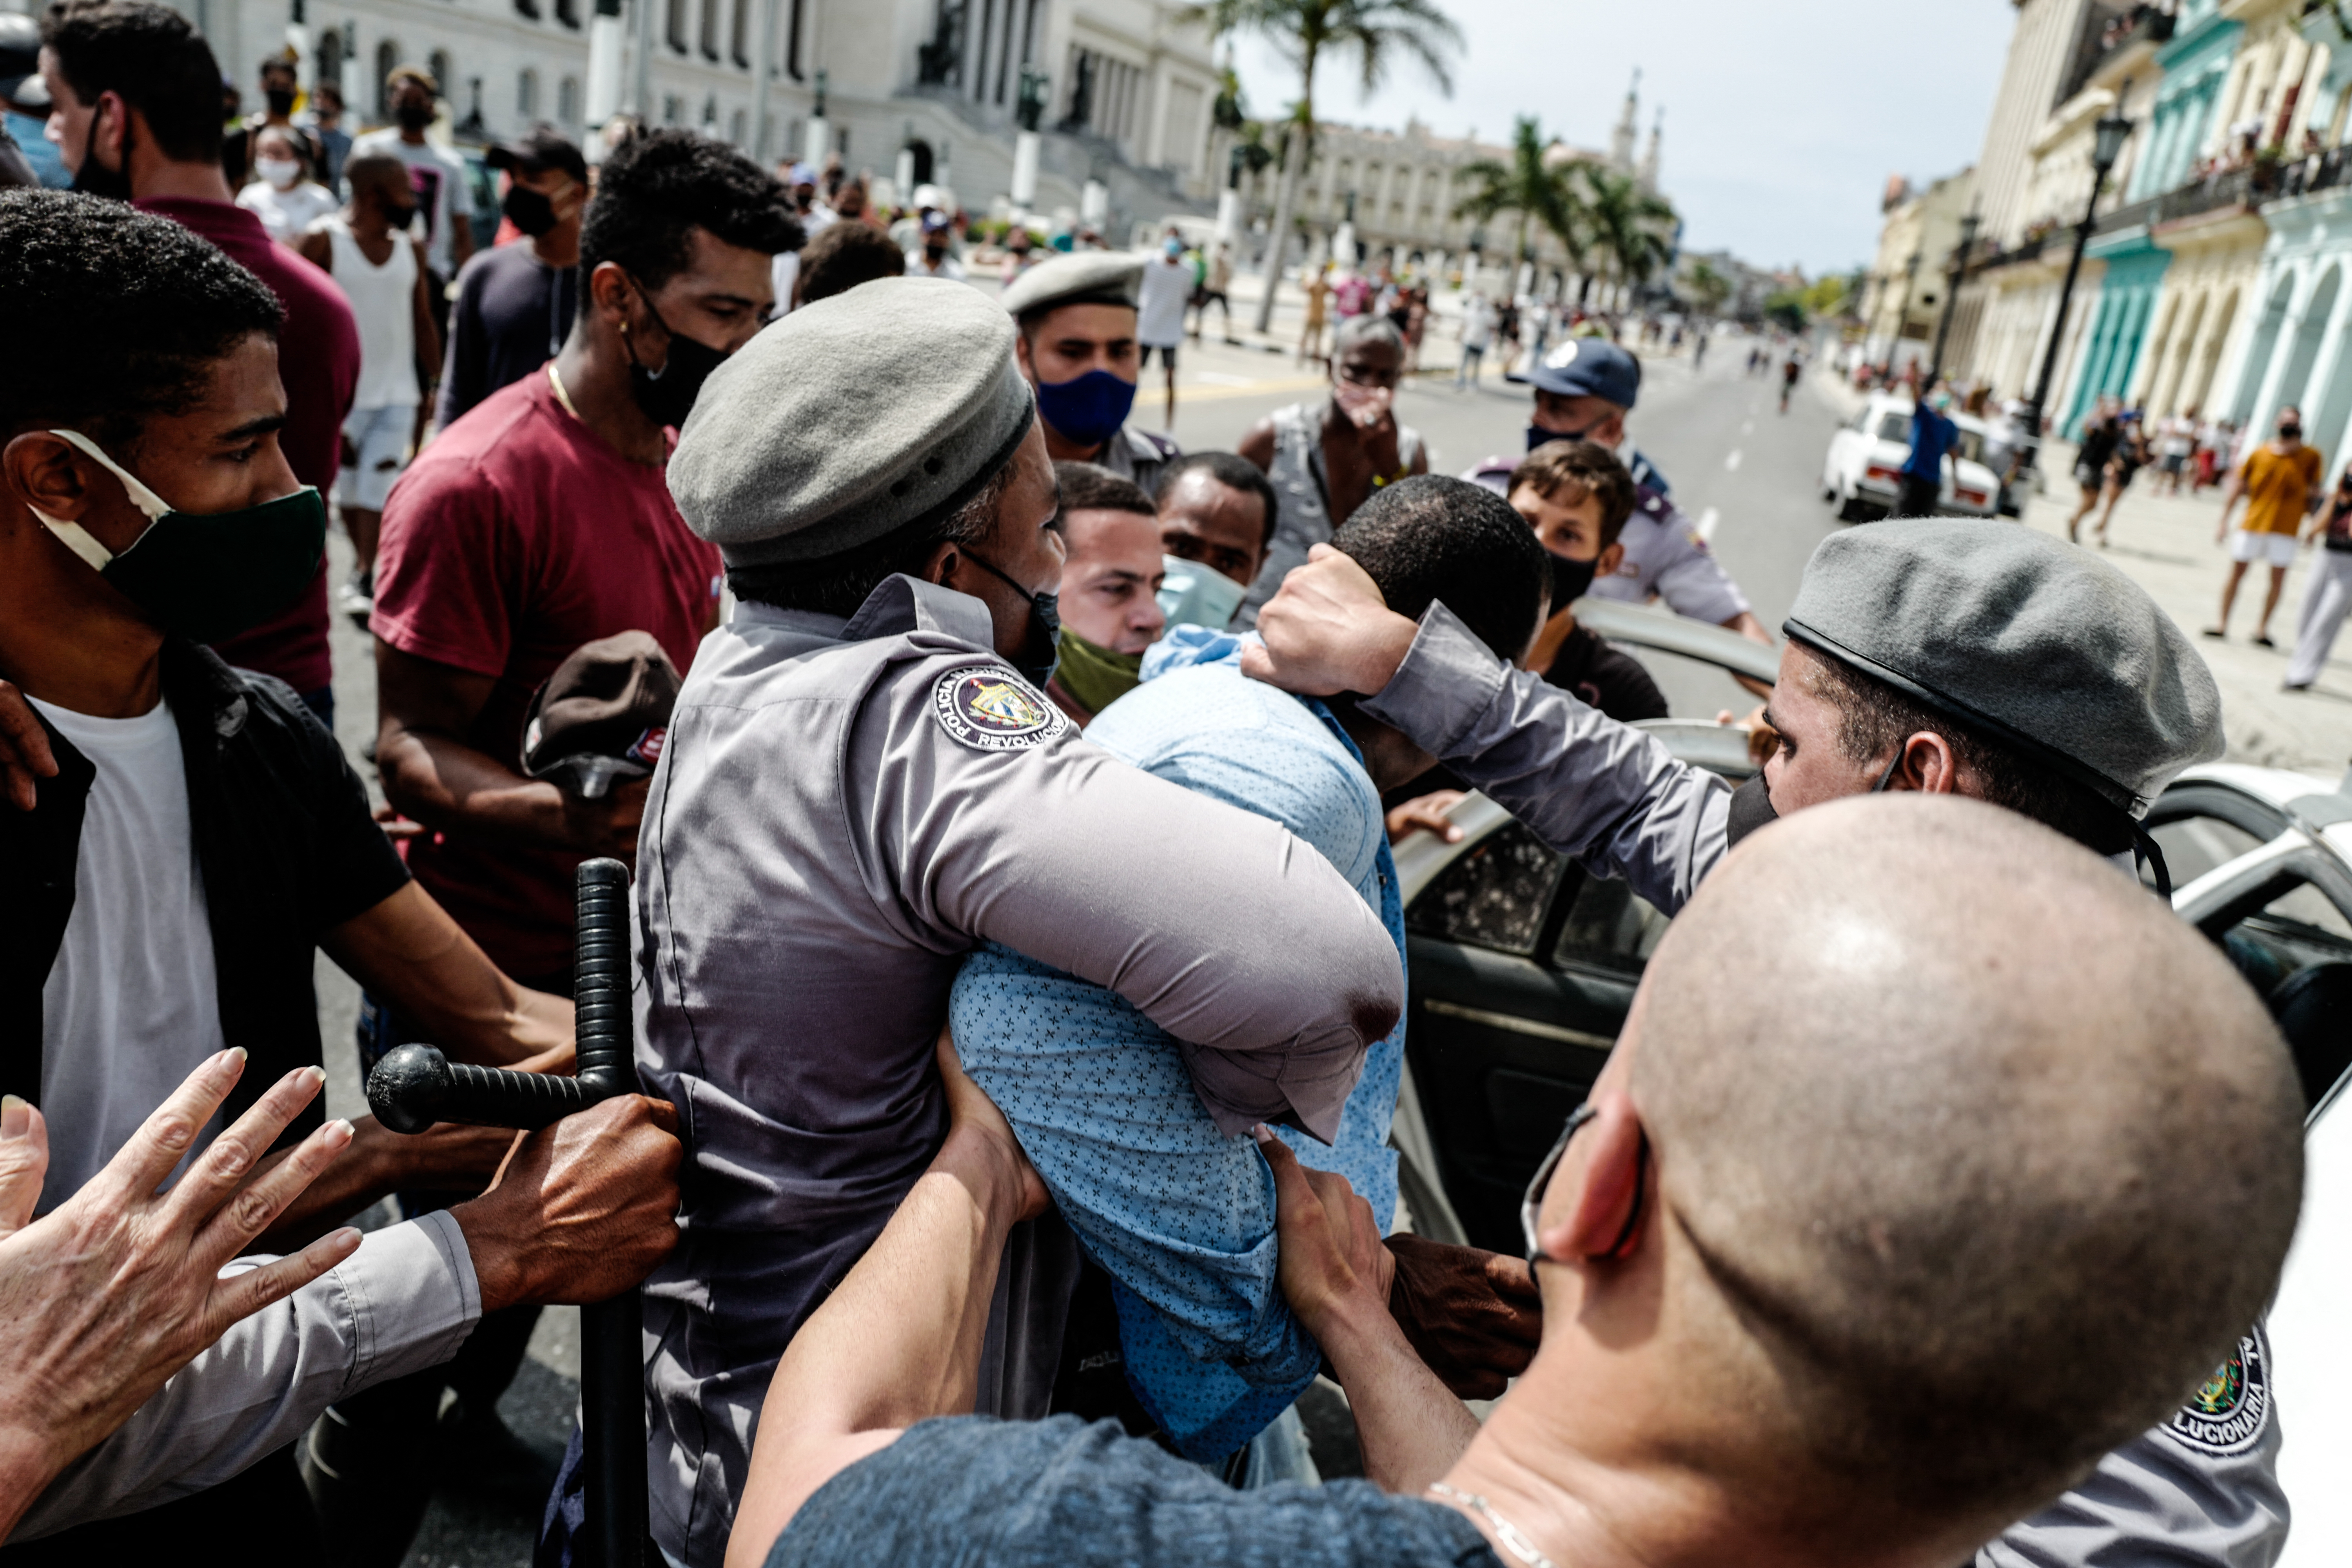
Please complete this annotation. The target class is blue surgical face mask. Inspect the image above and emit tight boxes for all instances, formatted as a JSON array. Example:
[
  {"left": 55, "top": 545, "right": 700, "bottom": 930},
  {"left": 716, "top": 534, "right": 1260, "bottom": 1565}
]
[
  {"left": 1034, "top": 368, "right": 1138, "bottom": 448},
  {"left": 1156, "top": 553, "right": 1248, "bottom": 631},
  {"left": 1164, "top": 238, "right": 1183, "bottom": 258}
]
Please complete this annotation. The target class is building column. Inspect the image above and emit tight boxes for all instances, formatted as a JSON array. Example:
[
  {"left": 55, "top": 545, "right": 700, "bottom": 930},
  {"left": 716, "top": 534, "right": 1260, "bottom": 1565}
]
[
  {"left": 2292, "top": 256, "right": 2352, "bottom": 457},
  {"left": 2249, "top": 260, "right": 2325, "bottom": 429}
]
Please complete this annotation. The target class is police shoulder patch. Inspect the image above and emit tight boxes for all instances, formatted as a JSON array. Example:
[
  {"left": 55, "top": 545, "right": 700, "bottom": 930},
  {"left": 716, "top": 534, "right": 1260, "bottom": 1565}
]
[
  {"left": 931, "top": 665, "right": 1068, "bottom": 752},
  {"left": 2165, "top": 1327, "right": 2272, "bottom": 1459}
]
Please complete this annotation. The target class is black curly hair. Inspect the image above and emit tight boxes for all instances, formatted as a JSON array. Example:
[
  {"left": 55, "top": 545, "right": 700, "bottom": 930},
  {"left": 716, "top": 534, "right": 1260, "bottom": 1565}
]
[
  {"left": 0, "top": 189, "right": 282, "bottom": 453},
  {"left": 1331, "top": 474, "right": 1550, "bottom": 664},
  {"left": 580, "top": 128, "right": 803, "bottom": 289},
  {"left": 41, "top": 0, "right": 225, "bottom": 165}
]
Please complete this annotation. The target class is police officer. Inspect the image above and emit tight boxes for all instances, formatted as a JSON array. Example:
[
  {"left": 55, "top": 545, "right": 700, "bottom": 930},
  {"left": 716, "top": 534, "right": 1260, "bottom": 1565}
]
[
  {"left": 1463, "top": 336, "right": 1775, "bottom": 659},
  {"left": 634, "top": 277, "right": 1403, "bottom": 1568},
  {"left": 1243, "top": 516, "right": 2284, "bottom": 1568},
  {"left": 1000, "top": 251, "right": 1180, "bottom": 495}
]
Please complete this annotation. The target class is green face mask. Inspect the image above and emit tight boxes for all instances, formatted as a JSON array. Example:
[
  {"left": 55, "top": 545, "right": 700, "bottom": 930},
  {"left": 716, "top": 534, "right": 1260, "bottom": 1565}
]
[
  {"left": 1049, "top": 626, "right": 1146, "bottom": 716},
  {"left": 29, "top": 428, "right": 327, "bottom": 644}
]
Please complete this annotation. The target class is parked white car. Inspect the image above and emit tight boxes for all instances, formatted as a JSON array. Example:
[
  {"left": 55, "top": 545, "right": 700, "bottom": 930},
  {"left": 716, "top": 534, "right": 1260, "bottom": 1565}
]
[{"left": 1820, "top": 392, "right": 2001, "bottom": 522}]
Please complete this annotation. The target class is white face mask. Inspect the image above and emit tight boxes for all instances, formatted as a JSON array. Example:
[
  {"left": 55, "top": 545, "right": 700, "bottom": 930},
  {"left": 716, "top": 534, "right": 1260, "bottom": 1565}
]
[
  {"left": 256, "top": 157, "right": 302, "bottom": 190},
  {"left": 1155, "top": 553, "right": 1249, "bottom": 632}
]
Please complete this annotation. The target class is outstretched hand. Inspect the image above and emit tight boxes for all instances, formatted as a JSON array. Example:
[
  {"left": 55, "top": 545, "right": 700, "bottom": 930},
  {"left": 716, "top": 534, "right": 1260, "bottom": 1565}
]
[
  {"left": 0, "top": 1052, "right": 362, "bottom": 1523},
  {"left": 1240, "top": 544, "right": 1419, "bottom": 698}
]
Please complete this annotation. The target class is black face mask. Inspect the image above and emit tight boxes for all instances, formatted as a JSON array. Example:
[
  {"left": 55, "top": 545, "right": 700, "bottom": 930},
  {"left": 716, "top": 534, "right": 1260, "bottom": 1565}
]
[
  {"left": 1527, "top": 420, "right": 1598, "bottom": 453},
  {"left": 73, "top": 113, "right": 134, "bottom": 201},
  {"left": 622, "top": 283, "right": 731, "bottom": 430},
  {"left": 1547, "top": 550, "right": 1598, "bottom": 604},
  {"left": 1724, "top": 751, "right": 1905, "bottom": 850},
  {"left": 394, "top": 102, "right": 434, "bottom": 132},
  {"left": 265, "top": 87, "right": 297, "bottom": 116},
  {"left": 381, "top": 197, "right": 418, "bottom": 232},
  {"left": 958, "top": 549, "right": 1063, "bottom": 688},
  {"left": 503, "top": 183, "right": 559, "bottom": 238}
]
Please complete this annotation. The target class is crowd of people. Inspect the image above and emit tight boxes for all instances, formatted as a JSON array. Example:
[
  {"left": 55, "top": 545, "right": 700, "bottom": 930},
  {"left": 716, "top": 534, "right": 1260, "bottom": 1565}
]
[{"left": 0, "top": 5, "right": 2329, "bottom": 1568}]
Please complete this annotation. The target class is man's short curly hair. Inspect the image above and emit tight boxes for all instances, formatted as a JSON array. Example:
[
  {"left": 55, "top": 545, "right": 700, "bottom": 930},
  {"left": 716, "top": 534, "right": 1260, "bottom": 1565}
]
[
  {"left": 0, "top": 190, "right": 282, "bottom": 453},
  {"left": 42, "top": 0, "right": 226, "bottom": 165},
  {"left": 580, "top": 128, "right": 804, "bottom": 290}
]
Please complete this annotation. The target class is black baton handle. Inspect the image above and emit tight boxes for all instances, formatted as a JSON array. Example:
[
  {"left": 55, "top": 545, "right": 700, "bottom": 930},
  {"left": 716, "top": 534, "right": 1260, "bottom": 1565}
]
[{"left": 363, "top": 855, "right": 648, "bottom": 1568}]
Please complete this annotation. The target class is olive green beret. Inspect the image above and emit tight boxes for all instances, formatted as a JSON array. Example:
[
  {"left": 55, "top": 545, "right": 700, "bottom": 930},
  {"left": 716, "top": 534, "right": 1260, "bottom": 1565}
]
[
  {"left": 999, "top": 252, "right": 1143, "bottom": 322},
  {"left": 1784, "top": 519, "right": 2223, "bottom": 811},
  {"left": 669, "top": 276, "right": 1036, "bottom": 568}
]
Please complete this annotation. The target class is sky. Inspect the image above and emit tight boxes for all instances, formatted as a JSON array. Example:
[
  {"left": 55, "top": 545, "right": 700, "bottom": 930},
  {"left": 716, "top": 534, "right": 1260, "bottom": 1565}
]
[{"left": 1227, "top": 0, "right": 2016, "bottom": 278}]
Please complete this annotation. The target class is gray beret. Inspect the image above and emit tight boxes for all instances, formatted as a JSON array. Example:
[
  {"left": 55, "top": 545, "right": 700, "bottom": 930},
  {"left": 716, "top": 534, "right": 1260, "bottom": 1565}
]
[
  {"left": 669, "top": 276, "right": 1036, "bottom": 568},
  {"left": 998, "top": 252, "right": 1143, "bottom": 321},
  {"left": 1784, "top": 519, "right": 2223, "bottom": 811}
]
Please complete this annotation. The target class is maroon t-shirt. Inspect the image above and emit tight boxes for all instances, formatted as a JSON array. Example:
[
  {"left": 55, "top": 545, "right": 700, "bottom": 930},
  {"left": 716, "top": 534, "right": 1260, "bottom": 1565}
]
[
  {"left": 370, "top": 371, "right": 722, "bottom": 982},
  {"left": 138, "top": 196, "right": 356, "bottom": 697}
]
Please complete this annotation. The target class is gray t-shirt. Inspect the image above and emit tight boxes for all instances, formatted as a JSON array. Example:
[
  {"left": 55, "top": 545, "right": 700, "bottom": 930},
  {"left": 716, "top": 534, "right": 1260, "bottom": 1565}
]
[{"left": 768, "top": 1415, "right": 1504, "bottom": 1567}]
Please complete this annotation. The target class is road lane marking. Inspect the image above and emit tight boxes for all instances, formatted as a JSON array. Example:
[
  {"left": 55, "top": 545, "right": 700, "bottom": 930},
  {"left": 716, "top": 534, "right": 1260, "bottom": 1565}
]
[
  {"left": 1697, "top": 506, "right": 1720, "bottom": 541},
  {"left": 1724, "top": 448, "right": 1743, "bottom": 472}
]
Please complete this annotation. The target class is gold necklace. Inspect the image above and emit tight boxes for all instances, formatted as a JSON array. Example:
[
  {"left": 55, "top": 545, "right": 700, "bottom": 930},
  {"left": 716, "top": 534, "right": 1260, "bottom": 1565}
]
[
  {"left": 546, "top": 361, "right": 583, "bottom": 422},
  {"left": 1426, "top": 1482, "right": 1559, "bottom": 1568}
]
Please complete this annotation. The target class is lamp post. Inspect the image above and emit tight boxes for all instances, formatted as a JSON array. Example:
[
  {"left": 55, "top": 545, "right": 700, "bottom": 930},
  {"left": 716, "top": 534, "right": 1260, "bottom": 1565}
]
[
  {"left": 1926, "top": 207, "right": 1980, "bottom": 386},
  {"left": 2021, "top": 87, "right": 2134, "bottom": 473},
  {"left": 1878, "top": 251, "right": 1920, "bottom": 383}
]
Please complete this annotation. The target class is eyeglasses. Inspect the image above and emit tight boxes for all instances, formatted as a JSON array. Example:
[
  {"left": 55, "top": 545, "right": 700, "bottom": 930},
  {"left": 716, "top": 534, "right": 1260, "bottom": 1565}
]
[
  {"left": 1519, "top": 1101, "right": 1647, "bottom": 1266},
  {"left": 1336, "top": 362, "right": 1401, "bottom": 389}
]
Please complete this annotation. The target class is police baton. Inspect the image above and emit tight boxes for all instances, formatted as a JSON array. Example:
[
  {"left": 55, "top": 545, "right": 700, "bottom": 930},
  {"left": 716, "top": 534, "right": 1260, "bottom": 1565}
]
[{"left": 365, "top": 856, "right": 649, "bottom": 1568}]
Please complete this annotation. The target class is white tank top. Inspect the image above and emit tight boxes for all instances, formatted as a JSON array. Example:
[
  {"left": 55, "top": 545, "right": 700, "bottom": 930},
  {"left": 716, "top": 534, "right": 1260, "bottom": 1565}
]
[{"left": 325, "top": 216, "right": 421, "bottom": 411}]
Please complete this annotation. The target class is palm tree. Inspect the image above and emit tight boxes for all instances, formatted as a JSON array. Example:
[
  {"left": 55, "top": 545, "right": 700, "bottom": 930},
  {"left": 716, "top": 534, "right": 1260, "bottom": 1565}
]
[
  {"left": 1682, "top": 257, "right": 1731, "bottom": 318},
  {"left": 1579, "top": 165, "right": 1676, "bottom": 310},
  {"left": 1452, "top": 116, "right": 1588, "bottom": 297},
  {"left": 1185, "top": 0, "right": 1464, "bottom": 331}
]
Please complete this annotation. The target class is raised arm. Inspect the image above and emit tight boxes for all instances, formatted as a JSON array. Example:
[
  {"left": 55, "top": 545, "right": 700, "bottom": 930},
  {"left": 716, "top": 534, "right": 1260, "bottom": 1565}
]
[{"left": 724, "top": 1034, "right": 1045, "bottom": 1568}]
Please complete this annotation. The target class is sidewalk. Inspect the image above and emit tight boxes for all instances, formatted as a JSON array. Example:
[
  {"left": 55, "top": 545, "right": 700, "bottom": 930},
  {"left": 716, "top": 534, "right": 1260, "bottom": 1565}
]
[{"left": 1810, "top": 368, "right": 2348, "bottom": 777}]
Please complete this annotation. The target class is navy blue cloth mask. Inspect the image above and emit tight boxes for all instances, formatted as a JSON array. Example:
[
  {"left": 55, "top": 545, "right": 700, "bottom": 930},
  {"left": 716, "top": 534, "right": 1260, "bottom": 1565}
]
[{"left": 1036, "top": 370, "right": 1139, "bottom": 447}]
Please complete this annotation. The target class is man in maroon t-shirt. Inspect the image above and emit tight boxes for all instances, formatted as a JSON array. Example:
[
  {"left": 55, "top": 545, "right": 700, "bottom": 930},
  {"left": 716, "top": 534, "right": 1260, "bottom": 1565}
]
[
  {"left": 372, "top": 129, "right": 799, "bottom": 989},
  {"left": 41, "top": 2, "right": 357, "bottom": 721}
]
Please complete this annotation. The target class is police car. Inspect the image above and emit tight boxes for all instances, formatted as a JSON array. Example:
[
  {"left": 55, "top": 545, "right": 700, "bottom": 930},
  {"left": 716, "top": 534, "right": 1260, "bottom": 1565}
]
[
  {"left": 1819, "top": 392, "right": 2002, "bottom": 523},
  {"left": 1387, "top": 628, "right": 2352, "bottom": 1260}
]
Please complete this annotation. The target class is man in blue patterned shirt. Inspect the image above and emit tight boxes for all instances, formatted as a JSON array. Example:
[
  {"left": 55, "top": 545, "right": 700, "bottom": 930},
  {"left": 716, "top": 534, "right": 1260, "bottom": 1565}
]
[{"left": 952, "top": 476, "right": 1551, "bottom": 1470}]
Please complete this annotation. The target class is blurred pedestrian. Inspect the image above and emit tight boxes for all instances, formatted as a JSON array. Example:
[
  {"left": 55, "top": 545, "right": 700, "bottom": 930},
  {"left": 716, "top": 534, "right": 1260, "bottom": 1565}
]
[
  {"left": 1189, "top": 240, "right": 1233, "bottom": 341},
  {"left": 1296, "top": 258, "right": 1330, "bottom": 365},
  {"left": 434, "top": 124, "right": 587, "bottom": 427},
  {"left": 2090, "top": 408, "right": 2149, "bottom": 544},
  {"left": 795, "top": 218, "right": 909, "bottom": 307},
  {"left": 298, "top": 79, "right": 350, "bottom": 187},
  {"left": 1456, "top": 291, "right": 1493, "bottom": 390},
  {"left": 40, "top": 0, "right": 357, "bottom": 723},
  {"left": 904, "top": 210, "right": 964, "bottom": 278},
  {"left": 766, "top": 160, "right": 832, "bottom": 315},
  {"left": 0, "top": 15, "right": 67, "bottom": 187},
  {"left": 2286, "top": 466, "right": 2352, "bottom": 691},
  {"left": 1236, "top": 315, "right": 1428, "bottom": 624},
  {"left": 2068, "top": 397, "right": 2123, "bottom": 542},
  {"left": 1138, "top": 229, "right": 1190, "bottom": 428},
  {"left": 293, "top": 151, "right": 438, "bottom": 624},
  {"left": 2155, "top": 405, "right": 2198, "bottom": 496},
  {"left": 219, "top": 50, "right": 296, "bottom": 189},
  {"left": 352, "top": 66, "right": 475, "bottom": 334},
  {"left": 1896, "top": 389, "right": 1956, "bottom": 520},
  {"left": 231, "top": 121, "right": 333, "bottom": 241},
  {"left": 2210, "top": 405, "right": 2321, "bottom": 645},
  {"left": 2195, "top": 413, "right": 2230, "bottom": 492}
]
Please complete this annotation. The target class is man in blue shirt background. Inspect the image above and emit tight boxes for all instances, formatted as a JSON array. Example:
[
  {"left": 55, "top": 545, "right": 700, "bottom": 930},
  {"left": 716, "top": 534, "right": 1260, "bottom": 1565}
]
[
  {"left": 1900, "top": 389, "right": 1958, "bottom": 519},
  {"left": 951, "top": 475, "right": 1549, "bottom": 1475}
]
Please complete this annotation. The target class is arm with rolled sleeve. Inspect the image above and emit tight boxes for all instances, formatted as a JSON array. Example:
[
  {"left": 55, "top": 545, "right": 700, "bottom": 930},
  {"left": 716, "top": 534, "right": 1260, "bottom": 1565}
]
[
  {"left": 1359, "top": 604, "right": 1729, "bottom": 917},
  {"left": 864, "top": 677, "right": 1403, "bottom": 1143},
  {"left": 9, "top": 1212, "right": 481, "bottom": 1541}
]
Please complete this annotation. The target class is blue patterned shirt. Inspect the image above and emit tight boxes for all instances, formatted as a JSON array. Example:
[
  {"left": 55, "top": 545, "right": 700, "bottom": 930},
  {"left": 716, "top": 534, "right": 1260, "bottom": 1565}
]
[{"left": 950, "top": 628, "right": 1406, "bottom": 1461}]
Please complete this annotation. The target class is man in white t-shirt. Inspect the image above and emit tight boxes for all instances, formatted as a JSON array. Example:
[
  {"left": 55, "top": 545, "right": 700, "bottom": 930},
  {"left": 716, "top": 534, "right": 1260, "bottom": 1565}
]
[
  {"left": 349, "top": 65, "right": 473, "bottom": 314},
  {"left": 1137, "top": 230, "right": 1192, "bottom": 429}
]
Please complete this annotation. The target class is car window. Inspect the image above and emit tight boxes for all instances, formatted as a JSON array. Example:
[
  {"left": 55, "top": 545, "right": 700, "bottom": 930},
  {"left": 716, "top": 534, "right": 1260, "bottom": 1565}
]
[
  {"left": 1876, "top": 412, "right": 1910, "bottom": 441},
  {"left": 2221, "top": 877, "right": 2352, "bottom": 996},
  {"left": 1550, "top": 874, "right": 1671, "bottom": 977},
  {"left": 1406, "top": 822, "right": 1566, "bottom": 957},
  {"left": 1949, "top": 427, "right": 1985, "bottom": 465},
  {"left": 2147, "top": 815, "right": 2270, "bottom": 890}
]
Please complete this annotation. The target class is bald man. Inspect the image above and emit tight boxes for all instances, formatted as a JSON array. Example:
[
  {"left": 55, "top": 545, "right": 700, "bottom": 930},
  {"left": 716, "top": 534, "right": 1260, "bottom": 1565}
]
[{"left": 718, "top": 795, "right": 2303, "bottom": 1568}]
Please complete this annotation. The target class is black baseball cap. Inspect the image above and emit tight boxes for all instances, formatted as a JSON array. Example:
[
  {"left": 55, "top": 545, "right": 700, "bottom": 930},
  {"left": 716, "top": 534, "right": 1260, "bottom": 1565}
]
[{"left": 487, "top": 122, "right": 588, "bottom": 184}]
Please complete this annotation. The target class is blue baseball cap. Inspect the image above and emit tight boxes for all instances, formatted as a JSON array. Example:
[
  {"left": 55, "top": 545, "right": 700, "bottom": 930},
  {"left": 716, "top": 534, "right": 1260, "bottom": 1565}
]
[
  {"left": 788, "top": 162, "right": 818, "bottom": 185},
  {"left": 1524, "top": 337, "right": 1641, "bottom": 409}
]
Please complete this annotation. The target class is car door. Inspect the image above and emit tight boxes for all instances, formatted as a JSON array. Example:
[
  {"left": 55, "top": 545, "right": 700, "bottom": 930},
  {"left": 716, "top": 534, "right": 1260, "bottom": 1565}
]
[{"left": 1400, "top": 819, "right": 1678, "bottom": 1254}]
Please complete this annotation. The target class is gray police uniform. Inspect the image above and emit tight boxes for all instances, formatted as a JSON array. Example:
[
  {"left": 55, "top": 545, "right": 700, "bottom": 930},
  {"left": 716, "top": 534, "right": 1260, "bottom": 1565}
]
[
  {"left": 1352, "top": 519, "right": 2266, "bottom": 1568},
  {"left": 639, "top": 277, "right": 1404, "bottom": 1566},
  {"left": 1092, "top": 422, "right": 1180, "bottom": 499}
]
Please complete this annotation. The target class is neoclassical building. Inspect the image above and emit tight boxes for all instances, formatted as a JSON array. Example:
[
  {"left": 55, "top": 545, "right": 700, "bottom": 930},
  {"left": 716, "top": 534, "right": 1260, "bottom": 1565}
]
[{"left": 69, "top": 0, "right": 1222, "bottom": 230}]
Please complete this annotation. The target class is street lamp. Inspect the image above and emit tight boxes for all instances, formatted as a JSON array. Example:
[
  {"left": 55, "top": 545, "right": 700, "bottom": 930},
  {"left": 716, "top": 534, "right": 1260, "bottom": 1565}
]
[
  {"left": 2021, "top": 84, "right": 2134, "bottom": 474},
  {"left": 1880, "top": 250, "right": 1920, "bottom": 383},
  {"left": 1926, "top": 207, "right": 1980, "bottom": 386}
]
